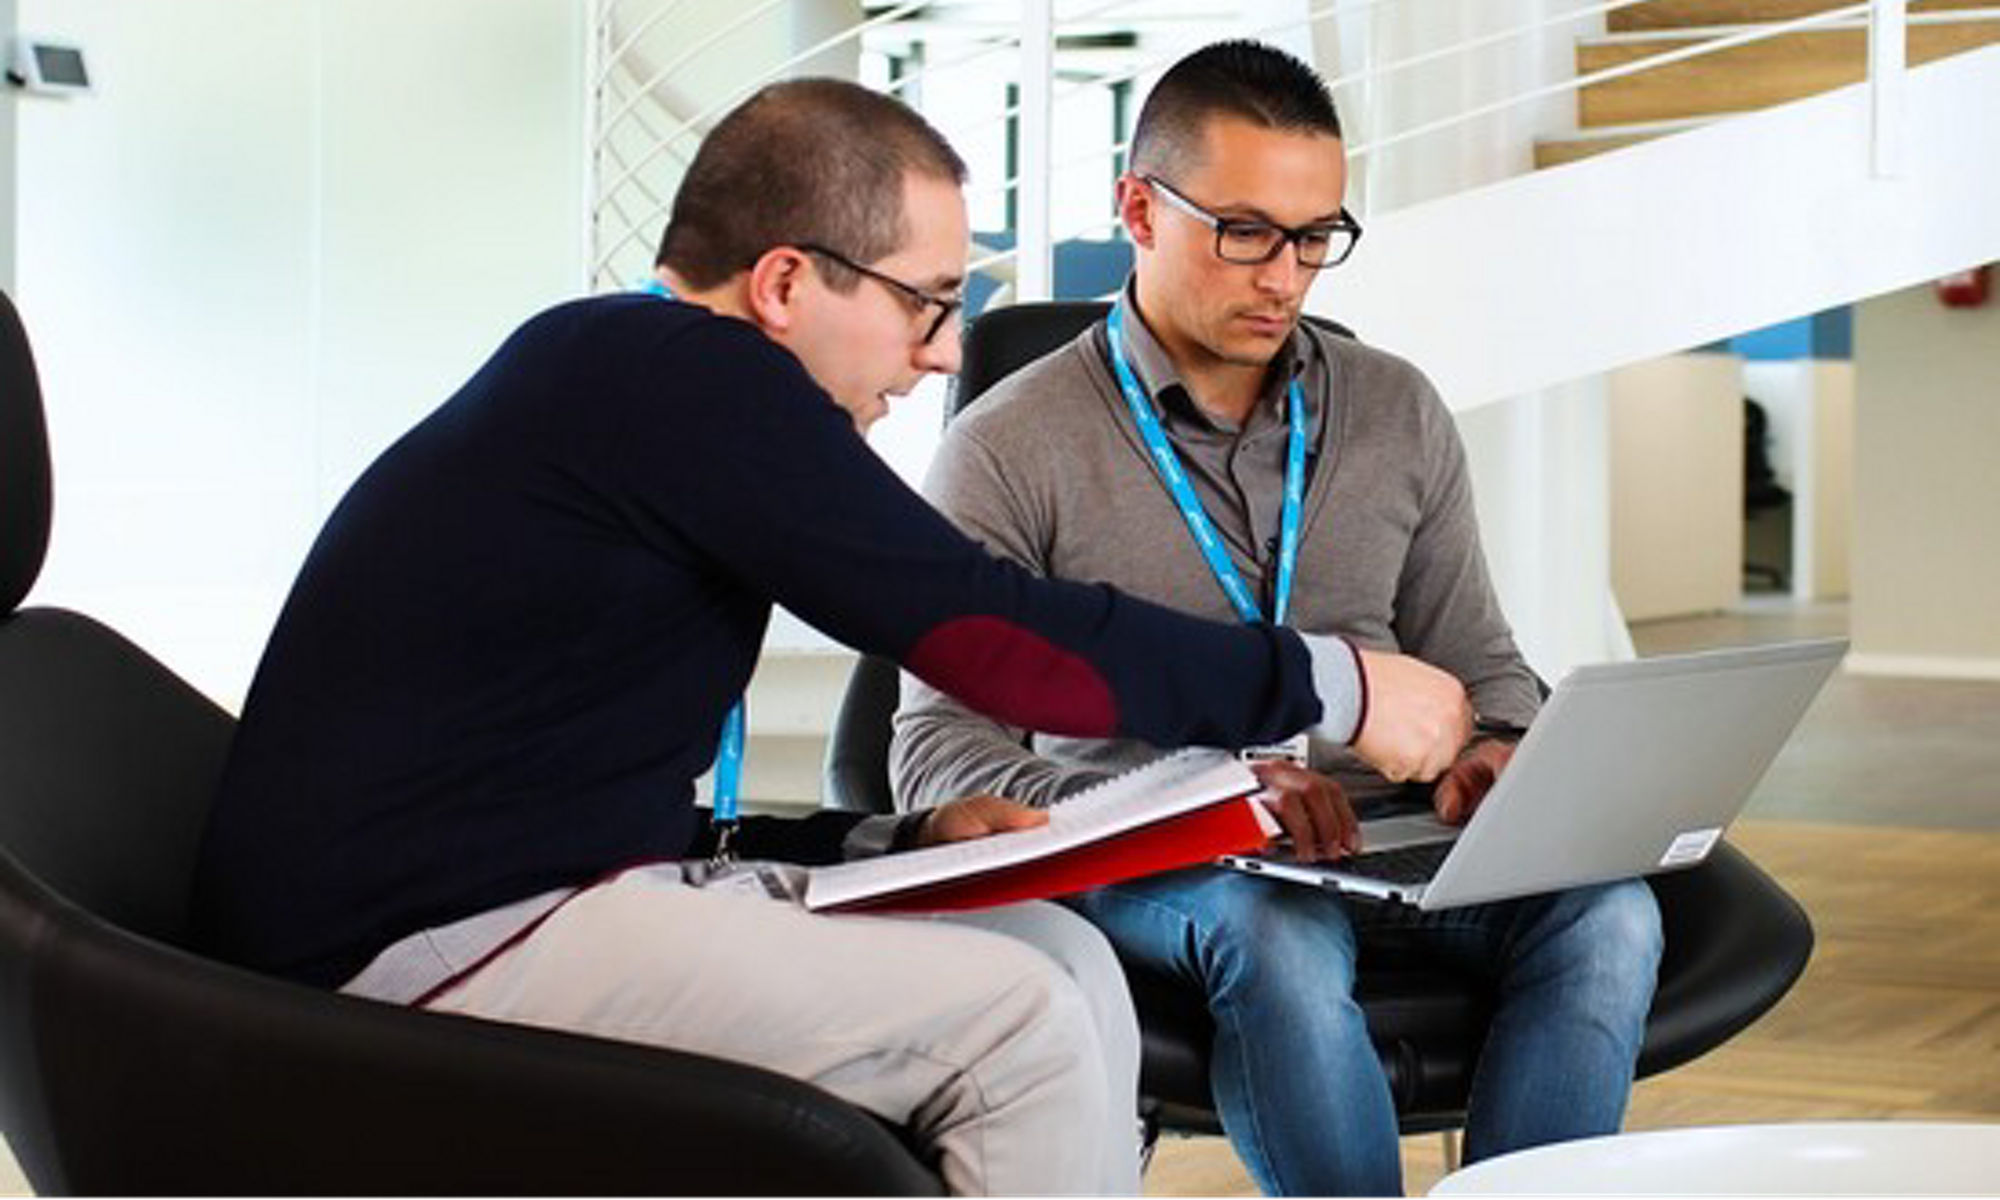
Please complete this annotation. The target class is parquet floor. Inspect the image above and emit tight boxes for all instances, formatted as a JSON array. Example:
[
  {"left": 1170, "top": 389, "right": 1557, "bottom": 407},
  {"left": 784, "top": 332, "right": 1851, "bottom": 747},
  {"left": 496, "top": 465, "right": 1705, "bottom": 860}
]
[
  {"left": 1147, "top": 602, "right": 2000, "bottom": 1195},
  {"left": 1147, "top": 819, "right": 2000, "bottom": 1196}
]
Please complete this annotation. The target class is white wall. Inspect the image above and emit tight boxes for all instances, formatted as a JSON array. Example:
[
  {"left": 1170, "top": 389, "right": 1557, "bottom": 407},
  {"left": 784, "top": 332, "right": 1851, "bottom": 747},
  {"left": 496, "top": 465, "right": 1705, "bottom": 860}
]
[
  {"left": 1337, "top": 0, "right": 1592, "bottom": 216},
  {"left": 1806, "top": 362, "right": 1854, "bottom": 601},
  {"left": 1850, "top": 282, "right": 2000, "bottom": 678},
  {"left": 1607, "top": 354, "right": 1744, "bottom": 623},
  {"left": 16, "top": 0, "right": 585, "bottom": 708},
  {"left": 1459, "top": 377, "right": 1628, "bottom": 685},
  {"left": 0, "top": 0, "right": 18, "bottom": 292}
]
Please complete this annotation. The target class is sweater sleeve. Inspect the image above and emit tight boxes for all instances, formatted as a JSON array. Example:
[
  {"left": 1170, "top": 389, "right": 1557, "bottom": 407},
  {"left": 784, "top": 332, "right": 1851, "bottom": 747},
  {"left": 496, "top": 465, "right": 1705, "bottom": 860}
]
[
  {"left": 612, "top": 318, "right": 1323, "bottom": 751},
  {"left": 889, "top": 425, "right": 1117, "bottom": 812}
]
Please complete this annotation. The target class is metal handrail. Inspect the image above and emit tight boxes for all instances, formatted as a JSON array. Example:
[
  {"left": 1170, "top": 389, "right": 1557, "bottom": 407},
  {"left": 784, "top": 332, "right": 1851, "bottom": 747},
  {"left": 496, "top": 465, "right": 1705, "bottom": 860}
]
[
  {"left": 1348, "top": 0, "right": 1876, "bottom": 161},
  {"left": 591, "top": 0, "right": 1962, "bottom": 291},
  {"left": 964, "top": 0, "right": 1960, "bottom": 205},
  {"left": 942, "top": 0, "right": 1653, "bottom": 186},
  {"left": 1321, "top": 0, "right": 1651, "bottom": 95},
  {"left": 599, "top": 0, "right": 791, "bottom": 141},
  {"left": 879, "top": 0, "right": 1145, "bottom": 100},
  {"left": 593, "top": 0, "right": 935, "bottom": 276},
  {"left": 1593, "top": 5, "right": 2000, "bottom": 40},
  {"left": 596, "top": 0, "right": 694, "bottom": 93}
]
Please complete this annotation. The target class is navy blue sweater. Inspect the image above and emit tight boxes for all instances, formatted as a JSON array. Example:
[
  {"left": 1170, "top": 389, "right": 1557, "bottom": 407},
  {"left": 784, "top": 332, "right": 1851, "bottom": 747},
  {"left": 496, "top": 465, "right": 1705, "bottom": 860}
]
[{"left": 192, "top": 296, "right": 1321, "bottom": 988}]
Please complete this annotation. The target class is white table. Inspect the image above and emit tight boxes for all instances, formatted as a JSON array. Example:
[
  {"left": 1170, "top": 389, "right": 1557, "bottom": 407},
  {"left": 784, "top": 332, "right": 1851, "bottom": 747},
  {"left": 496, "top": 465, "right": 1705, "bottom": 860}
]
[{"left": 1430, "top": 1122, "right": 2000, "bottom": 1194}]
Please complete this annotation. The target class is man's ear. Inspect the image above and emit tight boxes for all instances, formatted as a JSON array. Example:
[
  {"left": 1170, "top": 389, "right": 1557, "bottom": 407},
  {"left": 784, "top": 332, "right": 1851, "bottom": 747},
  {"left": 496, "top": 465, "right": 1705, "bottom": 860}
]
[
  {"left": 1116, "top": 175, "right": 1157, "bottom": 249},
  {"left": 744, "top": 247, "right": 812, "bottom": 335}
]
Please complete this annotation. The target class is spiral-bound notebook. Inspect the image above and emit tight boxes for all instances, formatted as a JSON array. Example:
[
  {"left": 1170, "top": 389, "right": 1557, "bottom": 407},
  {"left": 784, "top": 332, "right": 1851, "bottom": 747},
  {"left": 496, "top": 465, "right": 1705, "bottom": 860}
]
[{"left": 803, "top": 748, "right": 1277, "bottom": 914}]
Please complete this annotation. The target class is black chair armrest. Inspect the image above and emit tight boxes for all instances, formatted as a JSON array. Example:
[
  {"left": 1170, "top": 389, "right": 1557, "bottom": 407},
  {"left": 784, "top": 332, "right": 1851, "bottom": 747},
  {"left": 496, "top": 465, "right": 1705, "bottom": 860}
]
[
  {"left": 823, "top": 654, "right": 900, "bottom": 815},
  {"left": 1637, "top": 840, "right": 1813, "bottom": 1077},
  {"left": 6, "top": 889, "right": 940, "bottom": 1196}
]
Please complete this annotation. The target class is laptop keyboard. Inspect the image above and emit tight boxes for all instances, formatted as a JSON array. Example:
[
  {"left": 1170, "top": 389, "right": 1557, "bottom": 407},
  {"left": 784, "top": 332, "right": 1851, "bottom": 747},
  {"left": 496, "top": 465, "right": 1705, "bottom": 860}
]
[{"left": 1343, "top": 839, "right": 1453, "bottom": 885}]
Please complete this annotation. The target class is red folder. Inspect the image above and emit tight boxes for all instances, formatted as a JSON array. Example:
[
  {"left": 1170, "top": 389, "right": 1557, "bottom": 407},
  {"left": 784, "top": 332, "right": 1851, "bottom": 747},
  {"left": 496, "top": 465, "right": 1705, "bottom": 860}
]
[{"left": 826, "top": 797, "right": 1272, "bottom": 914}]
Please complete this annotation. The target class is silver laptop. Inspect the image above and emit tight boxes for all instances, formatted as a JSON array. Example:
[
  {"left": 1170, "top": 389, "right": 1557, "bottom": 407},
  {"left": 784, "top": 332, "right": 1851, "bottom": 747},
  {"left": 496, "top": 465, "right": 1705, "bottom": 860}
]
[{"left": 1219, "top": 639, "right": 1846, "bottom": 909}]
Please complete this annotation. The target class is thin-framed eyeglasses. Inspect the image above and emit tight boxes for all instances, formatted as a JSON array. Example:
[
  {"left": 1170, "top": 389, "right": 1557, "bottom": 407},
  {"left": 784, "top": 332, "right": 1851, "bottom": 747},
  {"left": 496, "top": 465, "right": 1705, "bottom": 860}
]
[
  {"left": 1141, "top": 175, "right": 1362, "bottom": 270},
  {"left": 796, "top": 242, "right": 964, "bottom": 345}
]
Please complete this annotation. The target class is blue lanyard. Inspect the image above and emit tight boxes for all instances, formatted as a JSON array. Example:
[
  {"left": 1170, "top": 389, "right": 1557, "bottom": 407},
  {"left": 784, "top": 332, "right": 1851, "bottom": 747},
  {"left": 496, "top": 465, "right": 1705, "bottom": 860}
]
[
  {"left": 1104, "top": 303, "right": 1308, "bottom": 626},
  {"left": 641, "top": 277, "right": 746, "bottom": 838}
]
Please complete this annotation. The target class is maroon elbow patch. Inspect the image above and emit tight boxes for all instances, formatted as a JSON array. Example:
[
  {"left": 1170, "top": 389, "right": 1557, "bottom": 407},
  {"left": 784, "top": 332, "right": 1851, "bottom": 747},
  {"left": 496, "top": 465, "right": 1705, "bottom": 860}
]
[{"left": 905, "top": 616, "right": 1117, "bottom": 738}]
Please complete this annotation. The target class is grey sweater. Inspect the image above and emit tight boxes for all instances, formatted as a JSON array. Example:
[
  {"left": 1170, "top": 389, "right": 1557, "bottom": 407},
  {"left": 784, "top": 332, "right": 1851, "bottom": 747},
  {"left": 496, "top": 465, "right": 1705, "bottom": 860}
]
[{"left": 891, "top": 304, "right": 1540, "bottom": 812}]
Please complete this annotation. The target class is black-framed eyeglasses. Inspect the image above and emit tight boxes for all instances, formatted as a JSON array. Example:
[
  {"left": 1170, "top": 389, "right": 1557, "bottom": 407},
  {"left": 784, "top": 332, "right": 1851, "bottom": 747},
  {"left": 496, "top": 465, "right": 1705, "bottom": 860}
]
[
  {"left": 1141, "top": 175, "right": 1362, "bottom": 269},
  {"left": 796, "top": 242, "right": 964, "bottom": 345}
]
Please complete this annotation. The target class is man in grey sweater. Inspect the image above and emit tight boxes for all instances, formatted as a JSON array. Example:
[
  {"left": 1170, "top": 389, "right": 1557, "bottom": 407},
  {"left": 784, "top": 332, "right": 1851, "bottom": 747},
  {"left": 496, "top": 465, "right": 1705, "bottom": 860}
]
[{"left": 892, "top": 41, "right": 1664, "bottom": 1195}]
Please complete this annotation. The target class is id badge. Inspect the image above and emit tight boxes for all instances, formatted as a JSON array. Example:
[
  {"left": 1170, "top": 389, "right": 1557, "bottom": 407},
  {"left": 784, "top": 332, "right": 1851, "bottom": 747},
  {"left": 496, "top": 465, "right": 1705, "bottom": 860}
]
[{"left": 1238, "top": 734, "right": 1309, "bottom": 769}]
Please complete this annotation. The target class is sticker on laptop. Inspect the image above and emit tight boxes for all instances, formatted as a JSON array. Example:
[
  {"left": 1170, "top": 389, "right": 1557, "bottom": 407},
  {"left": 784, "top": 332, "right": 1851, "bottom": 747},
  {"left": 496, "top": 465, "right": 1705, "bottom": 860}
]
[
  {"left": 1659, "top": 827, "right": 1722, "bottom": 868},
  {"left": 1239, "top": 734, "right": 1309, "bottom": 769}
]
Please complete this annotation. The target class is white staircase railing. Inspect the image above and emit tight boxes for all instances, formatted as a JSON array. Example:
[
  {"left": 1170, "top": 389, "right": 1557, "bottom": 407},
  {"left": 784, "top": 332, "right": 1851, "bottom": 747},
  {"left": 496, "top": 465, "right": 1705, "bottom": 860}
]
[
  {"left": 1330, "top": 41, "right": 2000, "bottom": 412},
  {"left": 590, "top": 2, "right": 1996, "bottom": 309}
]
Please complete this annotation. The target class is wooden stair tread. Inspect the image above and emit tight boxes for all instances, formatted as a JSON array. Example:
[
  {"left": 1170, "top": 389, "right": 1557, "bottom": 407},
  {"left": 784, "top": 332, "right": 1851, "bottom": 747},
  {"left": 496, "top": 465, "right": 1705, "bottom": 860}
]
[
  {"left": 1577, "top": 21, "right": 2000, "bottom": 126},
  {"left": 1610, "top": 0, "right": 1995, "bottom": 35},
  {"left": 1533, "top": 116, "right": 1711, "bottom": 168}
]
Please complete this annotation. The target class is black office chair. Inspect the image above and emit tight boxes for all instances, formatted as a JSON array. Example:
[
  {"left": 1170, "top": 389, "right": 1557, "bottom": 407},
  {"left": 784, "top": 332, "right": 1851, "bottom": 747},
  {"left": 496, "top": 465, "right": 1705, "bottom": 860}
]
[
  {"left": 0, "top": 289, "right": 941, "bottom": 1196},
  {"left": 1743, "top": 398, "right": 1794, "bottom": 593},
  {"left": 826, "top": 299, "right": 1816, "bottom": 1142}
]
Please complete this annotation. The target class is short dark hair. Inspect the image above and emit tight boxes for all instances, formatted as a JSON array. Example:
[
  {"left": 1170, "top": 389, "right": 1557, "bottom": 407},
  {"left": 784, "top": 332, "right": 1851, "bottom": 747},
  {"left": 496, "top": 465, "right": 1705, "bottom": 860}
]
[
  {"left": 656, "top": 78, "right": 967, "bottom": 291},
  {"left": 1130, "top": 40, "right": 1343, "bottom": 180}
]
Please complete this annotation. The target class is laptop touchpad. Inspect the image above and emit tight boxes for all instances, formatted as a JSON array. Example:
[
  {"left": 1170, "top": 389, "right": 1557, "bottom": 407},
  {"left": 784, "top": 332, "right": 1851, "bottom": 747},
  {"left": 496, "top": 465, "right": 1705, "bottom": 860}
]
[{"left": 1359, "top": 813, "right": 1458, "bottom": 853}]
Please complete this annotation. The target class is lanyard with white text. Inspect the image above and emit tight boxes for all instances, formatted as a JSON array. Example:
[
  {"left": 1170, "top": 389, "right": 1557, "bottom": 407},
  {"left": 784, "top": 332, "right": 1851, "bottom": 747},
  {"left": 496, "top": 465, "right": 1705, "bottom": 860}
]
[
  {"left": 642, "top": 277, "right": 745, "bottom": 858},
  {"left": 1104, "top": 303, "right": 1307, "bottom": 627}
]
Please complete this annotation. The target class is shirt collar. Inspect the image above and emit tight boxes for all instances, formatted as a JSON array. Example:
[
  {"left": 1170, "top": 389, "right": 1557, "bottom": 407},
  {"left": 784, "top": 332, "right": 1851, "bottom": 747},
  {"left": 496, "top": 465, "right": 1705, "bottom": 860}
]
[{"left": 1110, "top": 278, "right": 1308, "bottom": 435}]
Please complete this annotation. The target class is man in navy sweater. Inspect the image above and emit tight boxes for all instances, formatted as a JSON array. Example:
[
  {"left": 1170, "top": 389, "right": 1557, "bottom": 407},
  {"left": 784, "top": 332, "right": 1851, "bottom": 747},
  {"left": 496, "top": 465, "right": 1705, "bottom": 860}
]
[{"left": 192, "top": 78, "right": 1471, "bottom": 1194}]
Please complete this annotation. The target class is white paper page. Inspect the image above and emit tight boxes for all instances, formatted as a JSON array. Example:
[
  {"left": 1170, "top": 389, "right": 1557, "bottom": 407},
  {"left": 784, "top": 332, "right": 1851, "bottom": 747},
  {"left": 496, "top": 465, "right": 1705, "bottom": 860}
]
[{"left": 804, "top": 748, "right": 1257, "bottom": 910}]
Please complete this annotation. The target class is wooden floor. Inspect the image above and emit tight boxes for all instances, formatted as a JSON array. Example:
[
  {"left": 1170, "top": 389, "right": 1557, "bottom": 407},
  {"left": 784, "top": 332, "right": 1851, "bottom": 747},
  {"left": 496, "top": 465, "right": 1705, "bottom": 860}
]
[
  {"left": 1148, "top": 602, "right": 2000, "bottom": 1195},
  {"left": 1146, "top": 819, "right": 2000, "bottom": 1196}
]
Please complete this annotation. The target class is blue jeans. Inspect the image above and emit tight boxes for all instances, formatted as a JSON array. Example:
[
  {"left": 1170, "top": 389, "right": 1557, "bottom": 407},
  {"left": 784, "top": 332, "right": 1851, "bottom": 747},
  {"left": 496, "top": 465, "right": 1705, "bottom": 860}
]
[{"left": 1067, "top": 867, "right": 1663, "bottom": 1196}]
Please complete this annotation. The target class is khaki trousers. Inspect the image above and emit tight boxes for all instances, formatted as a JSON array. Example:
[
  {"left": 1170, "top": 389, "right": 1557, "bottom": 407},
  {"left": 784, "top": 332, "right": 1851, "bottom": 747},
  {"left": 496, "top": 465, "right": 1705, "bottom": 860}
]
[{"left": 421, "top": 864, "right": 1141, "bottom": 1195}]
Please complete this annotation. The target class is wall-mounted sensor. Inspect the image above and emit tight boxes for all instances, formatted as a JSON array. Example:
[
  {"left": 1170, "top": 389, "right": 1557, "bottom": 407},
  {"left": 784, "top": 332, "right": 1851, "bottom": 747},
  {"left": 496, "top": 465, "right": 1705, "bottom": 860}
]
[{"left": 7, "top": 37, "right": 92, "bottom": 96}]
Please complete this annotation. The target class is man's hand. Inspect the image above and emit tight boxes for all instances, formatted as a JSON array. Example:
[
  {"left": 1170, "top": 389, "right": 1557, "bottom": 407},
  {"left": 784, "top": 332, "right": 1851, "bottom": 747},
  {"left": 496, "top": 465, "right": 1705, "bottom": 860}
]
[
  {"left": 1250, "top": 760, "right": 1358, "bottom": 862},
  {"left": 913, "top": 795, "right": 1049, "bottom": 848},
  {"left": 1432, "top": 737, "right": 1517, "bottom": 825},
  {"left": 1351, "top": 649, "right": 1473, "bottom": 784}
]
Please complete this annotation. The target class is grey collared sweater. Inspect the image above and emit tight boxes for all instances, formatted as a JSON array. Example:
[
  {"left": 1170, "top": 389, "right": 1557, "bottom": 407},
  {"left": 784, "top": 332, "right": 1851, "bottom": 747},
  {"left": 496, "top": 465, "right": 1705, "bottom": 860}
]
[{"left": 891, "top": 302, "right": 1541, "bottom": 812}]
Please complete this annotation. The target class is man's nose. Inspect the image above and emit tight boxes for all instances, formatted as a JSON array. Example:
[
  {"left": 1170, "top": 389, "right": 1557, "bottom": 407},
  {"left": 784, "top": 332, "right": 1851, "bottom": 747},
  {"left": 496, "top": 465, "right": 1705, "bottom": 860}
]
[
  {"left": 1253, "top": 246, "right": 1307, "bottom": 295},
  {"left": 915, "top": 317, "right": 963, "bottom": 377}
]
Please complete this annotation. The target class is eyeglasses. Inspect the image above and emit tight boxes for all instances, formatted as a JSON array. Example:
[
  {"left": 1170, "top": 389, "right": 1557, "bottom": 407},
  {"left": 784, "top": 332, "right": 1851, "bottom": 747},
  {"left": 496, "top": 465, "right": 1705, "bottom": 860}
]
[
  {"left": 796, "top": 242, "right": 964, "bottom": 345},
  {"left": 1141, "top": 175, "right": 1362, "bottom": 269}
]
